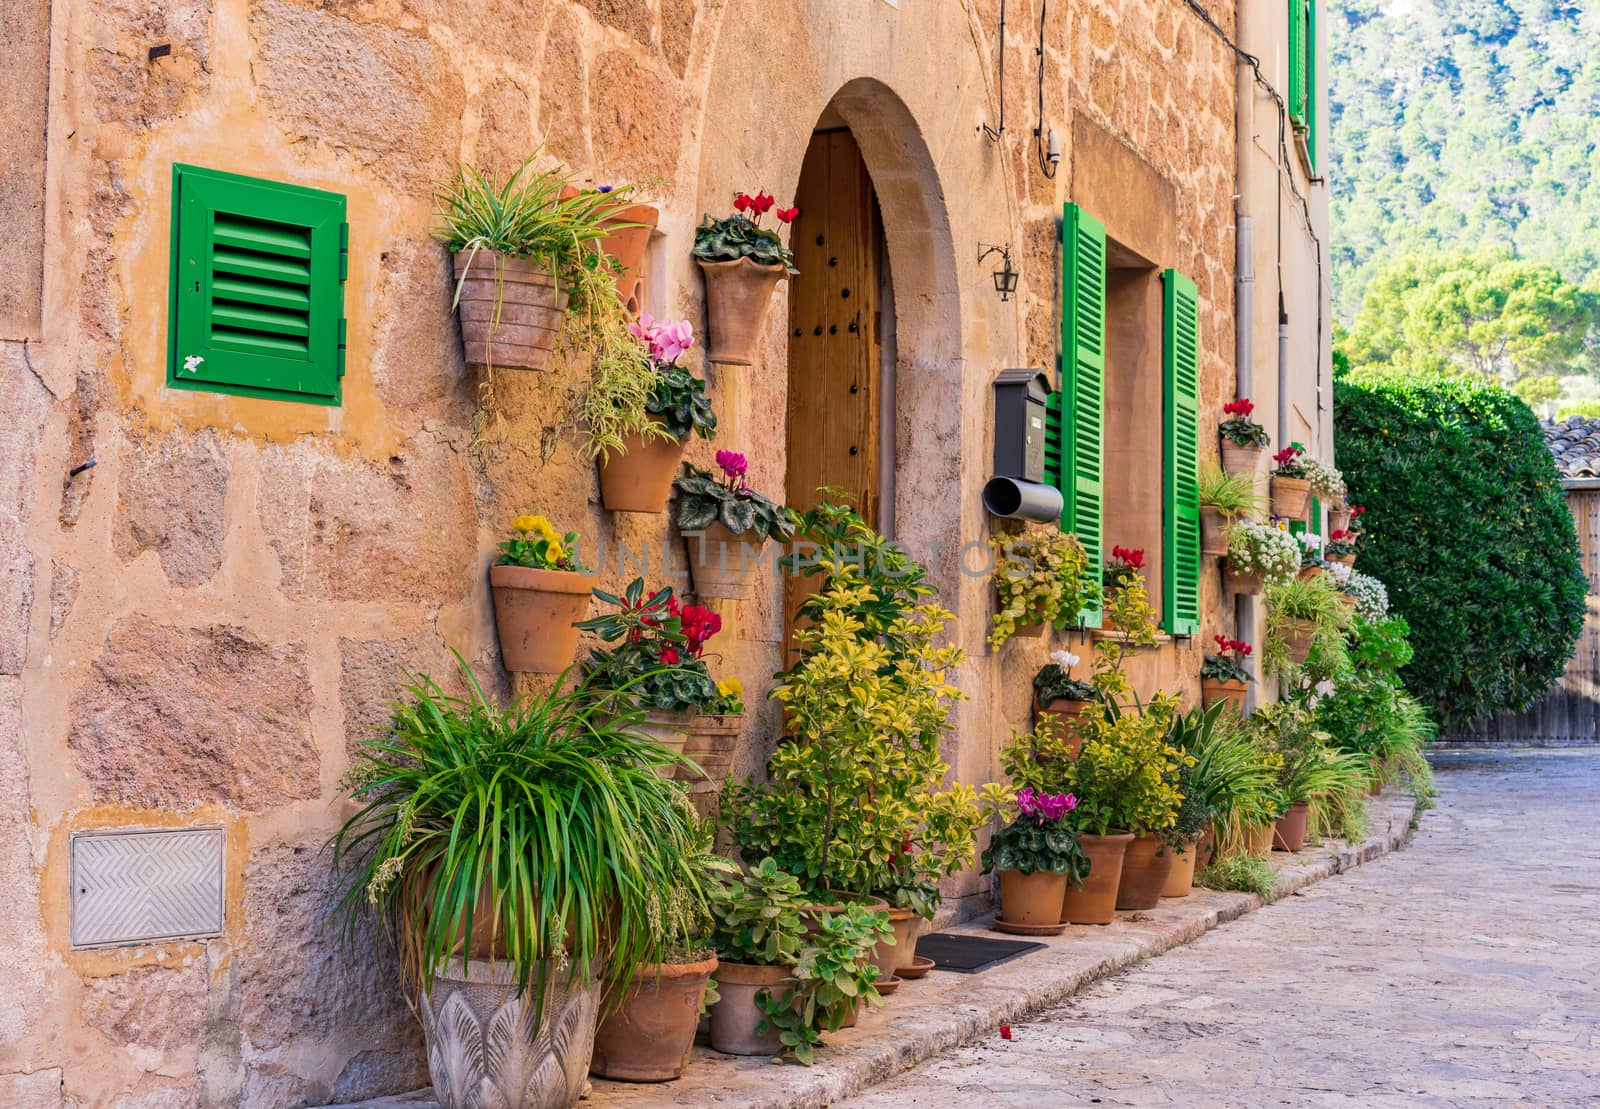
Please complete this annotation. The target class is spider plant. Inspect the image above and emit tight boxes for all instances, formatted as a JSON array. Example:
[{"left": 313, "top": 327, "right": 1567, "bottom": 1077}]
[
  {"left": 1303, "top": 748, "right": 1373, "bottom": 842},
  {"left": 1177, "top": 702, "right": 1286, "bottom": 857},
  {"left": 330, "top": 652, "right": 709, "bottom": 1022},
  {"left": 1198, "top": 461, "right": 1264, "bottom": 518},
  {"left": 1263, "top": 574, "right": 1351, "bottom": 676}
]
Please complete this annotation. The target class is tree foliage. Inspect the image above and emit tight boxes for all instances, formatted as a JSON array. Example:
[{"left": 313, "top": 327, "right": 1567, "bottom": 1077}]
[{"left": 1333, "top": 373, "right": 1586, "bottom": 726}]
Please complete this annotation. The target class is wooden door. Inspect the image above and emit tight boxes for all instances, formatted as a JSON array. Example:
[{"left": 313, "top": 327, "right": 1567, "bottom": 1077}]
[{"left": 784, "top": 130, "right": 884, "bottom": 650}]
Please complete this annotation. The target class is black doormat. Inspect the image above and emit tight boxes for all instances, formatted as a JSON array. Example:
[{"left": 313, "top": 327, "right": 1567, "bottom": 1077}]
[{"left": 915, "top": 932, "right": 1046, "bottom": 974}]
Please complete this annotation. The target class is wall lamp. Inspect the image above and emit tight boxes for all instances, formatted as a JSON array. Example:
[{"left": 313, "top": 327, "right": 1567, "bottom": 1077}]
[{"left": 979, "top": 244, "right": 1018, "bottom": 300}]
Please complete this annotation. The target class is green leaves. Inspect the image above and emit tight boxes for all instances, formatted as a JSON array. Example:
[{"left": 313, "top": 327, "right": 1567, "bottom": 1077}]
[
  {"left": 646, "top": 366, "right": 718, "bottom": 441},
  {"left": 692, "top": 213, "right": 796, "bottom": 270},
  {"left": 671, "top": 464, "right": 796, "bottom": 542}
]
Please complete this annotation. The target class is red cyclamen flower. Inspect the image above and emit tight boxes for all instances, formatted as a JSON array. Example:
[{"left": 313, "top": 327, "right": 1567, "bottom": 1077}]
[
  {"left": 733, "top": 193, "right": 754, "bottom": 213},
  {"left": 659, "top": 645, "right": 681, "bottom": 665},
  {"left": 776, "top": 206, "right": 800, "bottom": 223},
  {"left": 1223, "top": 399, "right": 1255, "bottom": 418},
  {"left": 753, "top": 191, "right": 776, "bottom": 214}
]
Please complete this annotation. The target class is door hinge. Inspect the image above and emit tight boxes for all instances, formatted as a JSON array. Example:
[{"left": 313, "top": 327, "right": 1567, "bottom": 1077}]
[
  {"left": 337, "top": 317, "right": 347, "bottom": 377},
  {"left": 339, "top": 222, "right": 350, "bottom": 282}
]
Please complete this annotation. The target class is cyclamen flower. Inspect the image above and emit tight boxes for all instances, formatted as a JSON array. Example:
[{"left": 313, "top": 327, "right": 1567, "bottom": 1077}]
[
  {"left": 678, "top": 603, "right": 723, "bottom": 656},
  {"left": 776, "top": 206, "right": 800, "bottom": 223},
  {"left": 715, "top": 449, "right": 749, "bottom": 481},
  {"left": 659, "top": 645, "right": 681, "bottom": 665},
  {"left": 1050, "top": 649, "right": 1079, "bottom": 670},
  {"left": 752, "top": 191, "right": 776, "bottom": 215},
  {"left": 1223, "top": 398, "right": 1255, "bottom": 418},
  {"left": 1273, "top": 446, "right": 1303, "bottom": 466},
  {"left": 1111, "top": 545, "right": 1146, "bottom": 570},
  {"left": 733, "top": 193, "right": 754, "bottom": 213}
]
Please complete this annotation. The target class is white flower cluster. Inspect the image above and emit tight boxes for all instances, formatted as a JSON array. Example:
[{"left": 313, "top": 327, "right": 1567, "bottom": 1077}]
[
  {"left": 1342, "top": 570, "right": 1389, "bottom": 622},
  {"left": 1296, "top": 531, "right": 1325, "bottom": 550},
  {"left": 1050, "top": 649, "right": 1080, "bottom": 671},
  {"left": 1226, "top": 519, "right": 1301, "bottom": 583},
  {"left": 1301, "top": 457, "right": 1346, "bottom": 501}
]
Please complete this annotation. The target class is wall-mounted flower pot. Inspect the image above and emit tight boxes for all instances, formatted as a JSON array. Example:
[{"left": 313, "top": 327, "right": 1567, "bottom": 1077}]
[
  {"left": 1034, "top": 696, "right": 1091, "bottom": 758},
  {"left": 994, "top": 870, "right": 1070, "bottom": 935},
  {"left": 1269, "top": 476, "right": 1312, "bottom": 521},
  {"left": 563, "top": 187, "right": 658, "bottom": 315},
  {"left": 421, "top": 957, "right": 598, "bottom": 1109},
  {"left": 599, "top": 423, "right": 687, "bottom": 513},
  {"left": 1200, "top": 507, "right": 1230, "bottom": 555},
  {"left": 489, "top": 565, "right": 597, "bottom": 673},
  {"left": 709, "top": 963, "right": 793, "bottom": 1055},
  {"left": 1114, "top": 834, "right": 1175, "bottom": 911},
  {"left": 698, "top": 258, "right": 787, "bottom": 365},
  {"left": 1280, "top": 617, "right": 1317, "bottom": 664},
  {"left": 1330, "top": 553, "right": 1356, "bottom": 569},
  {"left": 1223, "top": 568, "right": 1263, "bottom": 595},
  {"left": 1298, "top": 564, "right": 1323, "bottom": 581},
  {"left": 1200, "top": 677, "right": 1247, "bottom": 712},
  {"left": 589, "top": 953, "right": 717, "bottom": 1083},
  {"left": 453, "top": 250, "right": 567, "bottom": 371},
  {"left": 686, "top": 524, "right": 769, "bottom": 599},
  {"left": 1220, "top": 441, "right": 1263, "bottom": 477},
  {"left": 1060, "top": 832, "right": 1133, "bottom": 925},
  {"left": 677, "top": 712, "right": 742, "bottom": 793},
  {"left": 1328, "top": 506, "right": 1352, "bottom": 533},
  {"left": 1273, "top": 801, "right": 1310, "bottom": 852},
  {"left": 1012, "top": 620, "right": 1048, "bottom": 639},
  {"left": 1160, "top": 841, "right": 1198, "bottom": 897}
]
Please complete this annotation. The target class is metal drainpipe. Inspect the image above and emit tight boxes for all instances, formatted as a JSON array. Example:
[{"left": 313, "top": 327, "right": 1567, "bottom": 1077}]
[
  {"left": 1278, "top": 292, "right": 1290, "bottom": 454},
  {"left": 1234, "top": 5, "right": 1258, "bottom": 708}
]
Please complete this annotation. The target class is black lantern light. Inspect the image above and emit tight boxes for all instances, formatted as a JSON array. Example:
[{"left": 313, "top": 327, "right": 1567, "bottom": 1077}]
[{"left": 979, "top": 244, "right": 1019, "bottom": 300}]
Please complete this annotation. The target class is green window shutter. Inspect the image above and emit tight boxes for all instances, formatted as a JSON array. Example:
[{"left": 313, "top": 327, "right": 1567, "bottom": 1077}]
[
  {"left": 1311, "top": 495, "right": 1322, "bottom": 536},
  {"left": 1288, "top": 0, "right": 1308, "bottom": 127},
  {"left": 1060, "top": 203, "right": 1106, "bottom": 628},
  {"left": 1307, "top": 0, "right": 1318, "bottom": 169},
  {"left": 168, "top": 164, "right": 348, "bottom": 405},
  {"left": 1161, "top": 269, "right": 1201, "bottom": 636}
]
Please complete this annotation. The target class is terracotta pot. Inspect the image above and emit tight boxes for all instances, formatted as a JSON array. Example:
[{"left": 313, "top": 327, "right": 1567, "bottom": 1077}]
[
  {"left": 697, "top": 257, "right": 787, "bottom": 365},
  {"left": 685, "top": 522, "right": 771, "bottom": 600},
  {"left": 1328, "top": 507, "right": 1352, "bottom": 533},
  {"left": 1273, "top": 801, "right": 1310, "bottom": 852},
  {"left": 677, "top": 713, "right": 742, "bottom": 793},
  {"left": 1200, "top": 677, "right": 1247, "bottom": 712},
  {"left": 1298, "top": 563, "right": 1323, "bottom": 581},
  {"left": 1270, "top": 476, "right": 1312, "bottom": 521},
  {"left": 1280, "top": 617, "right": 1317, "bottom": 664},
  {"left": 562, "top": 188, "right": 658, "bottom": 313},
  {"left": 1200, "top": 507, "right": 1230, "bottom": 556},
  {"left": 1060, "top": 832, "right": 1133, "bottom": 925},
  {"left": 869, "top": 907, "right": 920, "bottom": 980},
  {"left": 1223, "top": 567, "right": 1263, "bottom": 595},
  {"left": 1161, "top": 841, "right": 1198, "bottom": 898},
  {"left": 1013, "top": 620, "right": 1048, "bottom": 639},
  {"left": 590, "top": 954, "right": 717, "bottom": 1082},
  {"left": 1114, "top": 835, "right": 1175, "bottom": 911},
  {"left": 1034, "top": 696, "right": 1091, "bottom": 757},
  {"left": 708, "top": 962, "right": 791, "bottom": 1056},
  {"left": 1244, "top": 822, "right": 1273, "bottom": 858},
  {"left": 489, "top": 565, "right": 597, "bottom": 674},
  {"left": 635, "top": 709, "right": 695, "bottom": 769},
  {"left": 1219, "top": 441, "right": 1263, "bottom": 477},
  {"left": 452, "top": 250, "right": 567, "bottom": 371},
  {"left": 598, "top": 422, "right": 687, "bottom": 513},
  {"left": 998, "top": 869, "right": 1070, "bottom": 928},
  {"left": 421, "top": 957, "right": 598, "bottom": 1109},
  {"left": 1331, "top": 553, "right": 1357, "bottom": 569}
]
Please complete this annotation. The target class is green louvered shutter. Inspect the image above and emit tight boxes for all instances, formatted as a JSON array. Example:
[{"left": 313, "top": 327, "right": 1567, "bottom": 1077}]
[
  {"left": 1061, "top": 203, "right": 1106, "bottom": 628},
  {"left": 1161, "top": 270, "right": 1201, "bottom": 636},
  {"left": 168, "top": 164, "right": 348, "bottom": 405},
  {"left": 1288, "top": 0, "right": 1308, "bottom": 127}
]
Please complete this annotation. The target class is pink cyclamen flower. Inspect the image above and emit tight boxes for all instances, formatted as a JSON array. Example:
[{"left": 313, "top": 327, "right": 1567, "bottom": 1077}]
[
  {"left": 651, "top": 318, "right": 694, "bottom": 364},
  {"left": 627, "top": 311, "right": 658, "bottom": 347},
  {"left": 715, "top": 449, "right": 749, "bottom": 480}
]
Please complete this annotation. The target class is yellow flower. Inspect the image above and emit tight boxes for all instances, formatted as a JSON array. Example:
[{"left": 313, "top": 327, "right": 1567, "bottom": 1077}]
[
  {"left": 547, "top": 541, "right": 566, "bottom": 562},
  {"left": 718, "top": 677, "right": 743, "bottom": 698},
  {"left": 512, "top": 514, "right": 540, "bottom": 533}
]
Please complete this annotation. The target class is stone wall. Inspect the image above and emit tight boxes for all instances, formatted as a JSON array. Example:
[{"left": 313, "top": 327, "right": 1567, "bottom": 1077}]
[{"left": 1, "top": 0, "right": 1253, "bottom": 1102}]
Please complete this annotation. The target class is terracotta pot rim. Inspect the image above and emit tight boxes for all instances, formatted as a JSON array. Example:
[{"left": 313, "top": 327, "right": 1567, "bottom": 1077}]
[
  {"left": 623, "top": 954, "right": 720, "bottom": 981},
  {"left": 488, "top": 564, "right": 598, "bottom": 593},
  {"left": 714, "top": 961, "right": 795, "bottom": 984},
  {"left": 451, "top": 248, "right": 559, "bottom": 278},
  {"left": 696, "top": 256, "right": 790, "bottom": 276},
  {"left": 1078, "top": 831, "right": 1136, "bottom": 844},
  {"left": 1201, "top": 677, "right": 1249, "bottom": 690}
]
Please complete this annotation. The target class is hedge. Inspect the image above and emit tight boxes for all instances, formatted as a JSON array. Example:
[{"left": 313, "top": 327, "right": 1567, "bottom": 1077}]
[{"left": 1334, "top": 374, "right": 1586, "bottom": 727}]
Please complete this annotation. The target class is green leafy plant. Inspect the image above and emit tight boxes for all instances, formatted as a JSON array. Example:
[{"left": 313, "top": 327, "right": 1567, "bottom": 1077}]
[
  {"left": 1175, "top": 702, "right": 1286, "bottom": 849},
  {"left": 1271, "top": 443, "right": 1309, "bottom": 479},
  {"left": 988, "top": 528, "right": 1093, "bottom": 647},
  {"left": 647, "top": 365, "right": 718, "bottom": 441},
  {"left": 707, "top": 857, "right": 810, "bottom": 967},
  {"left": 1264, "top": 575, "right": 1352, "bottom": 678},
  {"left": 1088, "top": 567, "right": 1161, "bottom": 705},
  {"left": 759, "top": 902, "right": 889, "bottom": 1065},
  {"left": 1198, "top": 461, "right": 1265, "bottom": 517},
  {"left": 1065, "top": 696, "right": 1188, "bottom": 837},
  {"left": 576, "top": 578, "right": 722, "bottom": 714},
  {"left": 1225, "top": 518, "right": 1301, "bottom": 583},
  {"left": 674, "top": 454, "right": 795, "bottom": 540},
  {"left": 1197, "top": 854, "right": 1280, "bottom": 900},
  {"left": 330, "top": 653, "right": 708, "bottom": 1018},
  {"left": 978, "top": 784, "right": 1090, "bottom": 881},
  {"left": 693, "top": 190, "right": 799, "bottom": 270},
  {"left": 496, "top": 513, "right": 588, "bottom": 572},
  {"left": 1033, "top": 649, "right": 1094, "bottom": 703}
]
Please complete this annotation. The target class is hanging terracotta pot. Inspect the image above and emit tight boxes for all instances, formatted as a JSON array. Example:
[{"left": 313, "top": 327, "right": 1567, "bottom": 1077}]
[
  {"left": 1161, "top": 841, "right": 1198, "bottom": 898},
  {"left": 1223, "top": 567, "right": 1263, "bottom": 595},
  {"left": 1328, "top": 507, "right": 1352, "bottom": 533},
  {"left": 635, "top": 709, "right": 695, "bottom": 768},
  {"left": 1280, "top": 617, "right": 1317, "bottom": 664},
  {"left": 1200, "top": 677, "right": 1247, "bottom": 712},
  {"left": 489, "top": 565, "right": 597, "bottom": 674},
  {"left": 869, "top": 907, "right": 922, "bottom": 978},
  {"left": 1060, "top": 832, "right": 1134, "bottom": 925},
  {"left": 1114, "top": 835, "right": 1175, "bottom": 911},
  {"left": 677, "top": 712, "right": 742, "bottom": 794},
  {"left": 1219, "top": 441, "right": 1263, "bottom": 478},
  {"left": 708, "top": 962, "right": 792, "bottom": 1056},
  {"left": 1269, "top": 476, "right": 1312, "bottom": 521},
  {"left": 1012, "top": 620, "right": 1048, "bottom": 639},
  {"left": 686, "top": 523, "right": 770, "bottom": 600},
  {"left": 1298, "top": 563, "right": 1323, "bottom": 581},
  {"left": 599, "top": 422, "right": 687, "bottom": 513},
  {"left": 590, "top": 954, "right": 717, "bottom": 1082},
  {"left": 1331, "top": 553, "right": 1357, "bottom": 569},
  {"left": 562, "top": 187, "right": 658, "bottom": 314},
  {"left": 452, "top": 250, "right": 567, "bottom": 372},
  {"left": 1273, "top": 801, "right": 1310, "bottom": 852},
  {"left": 1034, "top": 696, "right": 1092, "bottom": 757},
  {"left": 995, "top": 870, "right": 1070, "bottom": 935},
  {"left": 698, "top": 258, "right": 787, "bottom": 365},
  {"left": 1200, "top": 507, "right": 1230, "bottom": 556}
]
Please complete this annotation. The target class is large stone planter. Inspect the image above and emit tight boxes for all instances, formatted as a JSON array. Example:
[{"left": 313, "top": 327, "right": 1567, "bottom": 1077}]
[
  {"left": 453, "top": 251, "right": 567, "bottom": 371},
  {"left": 589, "top": 954, "right": 717, "bottom": 1083},
  {"left": 697, "top": 257, "right": 787, "bottom": 365},
  {"left": 421, "top": 957, "right": 599, "bottom": 1109},
  {"left": 685, "top": 523, "right": 770, "bottom": 599},
  {"left": 490, "top": 566, "right": 597, "bottom": 674}
]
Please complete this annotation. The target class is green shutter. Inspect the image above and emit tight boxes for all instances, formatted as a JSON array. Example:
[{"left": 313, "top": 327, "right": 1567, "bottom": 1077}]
[
  {"left": 1060, "top": 203, "right": 1106, "bottom": 628},
  {"left": 168, "top": 164, "right": 348, "bottom": 405},
  {"left": 1161, "top": 270, "right": 1201, "bottom": 636},
  {"left": 1307, "top": 0, "right": 1318, "bottom": 169},
  {"left": 1311, "top": 495, "right": 1322, "bottom": 536},
  {"left": 1288, "top": 2, "right": 1306, "bottom": 126}
]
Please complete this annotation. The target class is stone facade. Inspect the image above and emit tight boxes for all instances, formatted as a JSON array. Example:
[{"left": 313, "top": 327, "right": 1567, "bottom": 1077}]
[{"left": 0, "top": 0, "right": 1325, "bottom": 1103}]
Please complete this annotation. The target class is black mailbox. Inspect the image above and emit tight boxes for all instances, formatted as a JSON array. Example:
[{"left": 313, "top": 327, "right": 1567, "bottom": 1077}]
[{"left": 992, "top": 369, "right": 1052, "bottom": 483}]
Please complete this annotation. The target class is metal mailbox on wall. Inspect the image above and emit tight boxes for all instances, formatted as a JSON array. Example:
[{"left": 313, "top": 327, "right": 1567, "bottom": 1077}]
[{"left": 984, "top": 369, "right": 1063, "bottom": 523}]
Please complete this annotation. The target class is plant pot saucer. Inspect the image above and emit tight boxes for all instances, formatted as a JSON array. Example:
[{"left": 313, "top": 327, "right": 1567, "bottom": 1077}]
[
  {"left": 897, "top": 955, "right": 936, "bottom": 980},
  {"left": 874, "top": 975, "right": 904, "bottom": 996},
  {"left": 991, "top": 917, "right": 1068, "bottom": 937}
]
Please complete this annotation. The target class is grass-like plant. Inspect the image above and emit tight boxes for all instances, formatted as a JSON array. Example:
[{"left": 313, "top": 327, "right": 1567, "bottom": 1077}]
[
  {"left": 1176, "top": 702, "right": 1286, "bottom": 851},
  {"left": 330, "top": 653, "right": 710, "bottom": 1020},
  {"left": 1264, "top": 574, "right": 1352, "bottom": 677},
  {"left": 1197, "top": 461, "right": 1264, "bottom": 518},
  {"left": 1197, "top": 854, "right": 1280, "bottom": 900}
]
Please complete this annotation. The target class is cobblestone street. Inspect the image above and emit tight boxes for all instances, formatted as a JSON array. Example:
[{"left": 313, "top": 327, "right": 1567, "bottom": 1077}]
[{"left": 845, "top": 750, "right": 1600, "bottom": 1108}]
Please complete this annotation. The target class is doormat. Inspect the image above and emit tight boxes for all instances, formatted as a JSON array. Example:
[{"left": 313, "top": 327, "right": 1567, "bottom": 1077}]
[{"left": 915, "top": 933, "right": 1046, "bottom": 974}]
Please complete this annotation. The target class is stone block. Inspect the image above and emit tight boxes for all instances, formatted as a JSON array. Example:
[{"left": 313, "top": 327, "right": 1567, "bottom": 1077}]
[
  {"left": 113, "top": 429, "right": 229, "bottom": 588},
  {"left": 0, "top": 1070, "right": 62, "bottom": 1108},
  {"left": 579, "top": 0, "right": 653, "bottom": 45},
  {"left": 369, "top": 239, "right": 470, "bottom": 427},
  {"left": 69, "top": 618, "right": 318, "bottom": 812},
  {"left": 339, "top": 629, "right": 452, "bottom": 754},
  {"left": 539, "top": 10, "right": 590, "bottom": 167},
  {"left": 81, "top": 963, "right": 208, "bottom": 1058},
  {"left": 589, "top": 51, "right": 683, "bottom": 184},
  {"left": 0, "top": 0, "right": 50, "bottom": 338},
  {"left": 85, "top": 0, "right": 212, "bottom": 134}
]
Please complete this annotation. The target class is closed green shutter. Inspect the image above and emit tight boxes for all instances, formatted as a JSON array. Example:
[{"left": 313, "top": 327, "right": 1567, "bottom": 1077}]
[
  {"left": 1161, "top": 270, "right": 1201, "bottom": 636},
  {"left": 168, "top": 164, "right": 348, "bottom": 405},
  {"left": 1311, "top": 495, "right": 1322, "bottom": 536},
  {"left": 1307, "top": 0, "right": 1319, "bottom": 169},
  {"left": 1060, "top": 203, "right": 1106, "bottom": 628},
  {"left": 1288, "top": 1, "right": 1308, "bottom": 127}
]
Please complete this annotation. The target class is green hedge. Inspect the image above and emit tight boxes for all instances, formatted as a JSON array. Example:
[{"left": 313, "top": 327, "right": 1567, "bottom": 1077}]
[{"left": 1334, "top": 374, "right": 1586, "bottom": 727}]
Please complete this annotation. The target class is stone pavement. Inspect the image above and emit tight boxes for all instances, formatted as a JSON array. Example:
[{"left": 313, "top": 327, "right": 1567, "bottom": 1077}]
[{"left": 844, "top": 749, "right": 1600, "bottom": 1108}]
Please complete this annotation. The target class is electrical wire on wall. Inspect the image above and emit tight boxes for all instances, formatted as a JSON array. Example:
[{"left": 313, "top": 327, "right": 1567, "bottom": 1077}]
[
  {"left": 1034, "top": 0, "right": 1058, "bottom": 177},
  {"left": 983, "top": 0, "right": 1008, "bottom": 141}
]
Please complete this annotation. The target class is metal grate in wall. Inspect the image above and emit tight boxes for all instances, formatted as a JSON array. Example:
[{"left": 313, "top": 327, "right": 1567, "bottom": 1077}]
[{"left": 69, "top": 825, "right": 225, "bottom": 949}]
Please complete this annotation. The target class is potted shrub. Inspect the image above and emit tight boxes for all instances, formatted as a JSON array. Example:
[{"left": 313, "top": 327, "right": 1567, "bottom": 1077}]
[
  {"left": 1218, "top": 398, "right": 1270, "bottom": 476},
  {"left": 1198, "top": 462, "right": 1264, "bottom": 556},
  {"left": 1269, "top": 443, "right": 1313, "bottom": 520},
  {"left": 674, "top": 452, "right": 795, "bottom": 599},
  {"left": 1325, "top": 528, "right": 1358, "bottom": 568},
  {"left": 490, "top": 514, "right": 597, "bottom": 673},
  {"left": 437, "top": 158, "right": 645, "bottom": 373},
  {"left": 331, "top": 658, "right": 708, "bottom": 1109},
  {"left": 705, "top": 858, "right": 807, "bottom": 1057},
  {"left": 678, "top": 677, "right": 744, "bottom": 797},
  {"left": 1223, "top": 518, "right": 1300, "bottom": 595},
  {"left": 1252, "top": 701, "right": 1367, "bottom": 853},
  {"left": 1264, "top": 575, "right": 1351, "bottom": 671},
  {"left": 593, "top": 315, "right": 717, "bottom": 513},
  {"left": 1302, "top": 457, "right": 1346, "bottom": 521},
  {"left": 1033, "top": 649, "right": 1096, "bottom": 753},
  {"left": 577, "top": 578, "right": 721, "bottom": 759},
  {"left": 988, "top": 528, "right": 1093, "bottom": 646},
  {"left": 692, "top": 191, "right": 799, "bottom": 365},
  {"left": 980, "top": 786, "right": 1089, "bottom": 936},
  {"left": 1181, "top": 701, "right": 1286, "bottom": 865},
  {"left": 559, "top": 182, "right": 658, "bottom": 312},
  {"left": 1200, "top": 635, "right": 1253, "bottom": 710}
]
